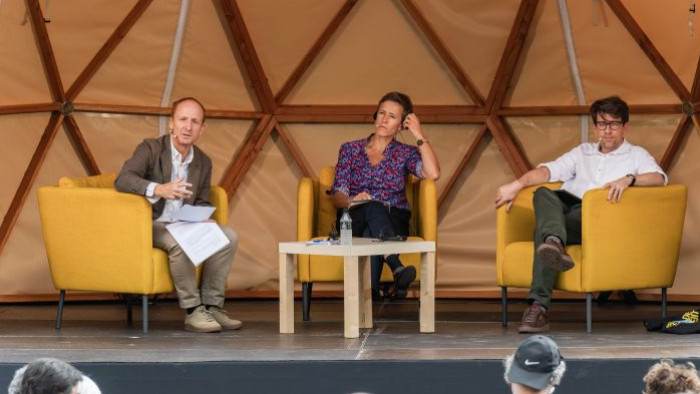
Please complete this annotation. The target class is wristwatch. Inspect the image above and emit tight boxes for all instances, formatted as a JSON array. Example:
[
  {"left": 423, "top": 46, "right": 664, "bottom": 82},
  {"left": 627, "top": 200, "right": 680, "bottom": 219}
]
[
  {"left": 416, "top": 139, "right": 428, "bottom": 147},
  {"left": 626, "top": 174, "right": 636, "bottom": 186}
]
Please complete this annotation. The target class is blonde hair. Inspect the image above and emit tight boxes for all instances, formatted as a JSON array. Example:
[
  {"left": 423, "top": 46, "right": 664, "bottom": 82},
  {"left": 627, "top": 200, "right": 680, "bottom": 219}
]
[{"left": 642, "top": 359, "right": 700, "bottom": 394}]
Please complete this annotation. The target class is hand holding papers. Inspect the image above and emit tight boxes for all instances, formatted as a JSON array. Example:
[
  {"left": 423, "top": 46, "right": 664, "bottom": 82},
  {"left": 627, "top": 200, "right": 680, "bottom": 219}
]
[{"left": 165, "top": 205, "right": 229, "bottom": 266}]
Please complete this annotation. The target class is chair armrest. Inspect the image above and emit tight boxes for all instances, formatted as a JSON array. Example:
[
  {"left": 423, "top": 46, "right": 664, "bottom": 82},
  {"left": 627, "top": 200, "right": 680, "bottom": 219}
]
[
  {"left": 581, "top": 185, "right": 687, "bottom": 290},
  {"left": 297, "top": 177, "right": 317, "bottom": 241},
  {"left": 496, "top": 183, "right": 562, "bottom": 276},
  {"left": 38, "top": 186, "right": 156, "bottom": 293},
  {"left": 417, "top": 179, "right": 437, "bottom": 242},
  {"left": 209, "top": 185, "right": 229, "bottom": 226}
]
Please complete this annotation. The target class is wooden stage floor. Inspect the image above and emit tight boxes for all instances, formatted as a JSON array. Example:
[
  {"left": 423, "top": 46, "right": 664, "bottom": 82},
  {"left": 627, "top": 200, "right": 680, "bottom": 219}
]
[{"left": 0, "top": 298, "right": 697, "bottom": 364}]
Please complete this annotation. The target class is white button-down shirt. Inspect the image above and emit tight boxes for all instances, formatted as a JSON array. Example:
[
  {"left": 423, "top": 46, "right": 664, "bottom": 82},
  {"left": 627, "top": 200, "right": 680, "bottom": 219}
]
[
  {"left": 146, "top": 136, "right": 194, "bottom": 222},
  {"left": 539, "top": 140, "right": 667, "bottom": 199}
]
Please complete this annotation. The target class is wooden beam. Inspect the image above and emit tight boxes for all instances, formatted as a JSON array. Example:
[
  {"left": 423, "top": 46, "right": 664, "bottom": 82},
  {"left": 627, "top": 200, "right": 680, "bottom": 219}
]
[
  {"left": 275, "top": 0, "right": 358, "bottom": 104},
  {"left": 225, "top": 117, "right": 278, "bottom": 197},
  {"left": 219, "top": 115, "right": 275, "bottom": 196},
  {"left": 65, "top": 0, "right": 153, "bottom": 100},
  {"left": 693, "top": 114, "right": 700, "bottom": 140},
  {"left": 498, "top": 104, "right": 682, "bottom": 116},
  {"left": 219, "top": 0, "right": 276, "bottom": 113},
  {"left": 486, "top": 116, "right": 531, "bottom": 176},
  {"left": 399, "top": 0, "right": 484, "bottom": 107},
  {"left": 606, "top": 0, "right": 690, "bottom": 101},
  {"left": 275, "top": 113, "right": 488, "bottom": 124},
  {"left": 275, "top": 104, "right": 487, "bottom": 123},
  {"left": 485, "top": 0, "right": 539, "bottom": 112},
  {"left": 659, "top": 114, "right": 691, "bottom": 171},
  {"left": 275, "top": 123, "right": 314, "bottom": 178},
  {"left": 0, "top": 113, "right": 64, "bottom": 254},
  {"left": 26, "top": 0, "right": 65, "bottom": 102},
  {"left": 73, "top": 103, "right": 264, "bottom": 119},
  {"left": 62, "top": 115, "right": 101, "bottom": 175},
  {"left": 438, "top": 124, "right": 488, "bottom": 207},
  {"left": 0, "top": 103, "right": 59, "bottom": 115},
  {"left": 691, "top": 51, "right": 700, "bottom": 101}
]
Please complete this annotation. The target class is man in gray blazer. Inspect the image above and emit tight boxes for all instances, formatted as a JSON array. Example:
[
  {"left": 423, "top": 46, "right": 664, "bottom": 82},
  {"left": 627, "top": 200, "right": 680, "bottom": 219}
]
[{"left": 115, "top": 97, "right": 240, "bottom": 333}]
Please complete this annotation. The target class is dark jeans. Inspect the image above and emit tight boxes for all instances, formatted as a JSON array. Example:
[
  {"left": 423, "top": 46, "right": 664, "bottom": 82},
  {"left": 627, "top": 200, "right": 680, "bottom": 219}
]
[
  {"left": 336, "top": 201, "right": 410, "bottom": 292},
  {"left": 528, "top": 187, "right": 582, "bottom": 308}
]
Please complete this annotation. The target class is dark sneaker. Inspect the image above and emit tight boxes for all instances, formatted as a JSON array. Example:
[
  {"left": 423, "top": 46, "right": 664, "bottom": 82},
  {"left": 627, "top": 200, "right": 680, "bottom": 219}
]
[
  {"left": 536, "top": 237, "right": 574, "bottom": 272},
  {"left": 518, "top": 302, "right": 550, "bottom": 333},
  {"left": 386, "top": 266, "right": 416, "bottom": 299}
]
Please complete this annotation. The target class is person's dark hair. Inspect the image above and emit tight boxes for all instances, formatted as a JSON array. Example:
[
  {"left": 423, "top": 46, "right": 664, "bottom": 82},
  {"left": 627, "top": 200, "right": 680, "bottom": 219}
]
[
  {"left": 374, "top": 91, "right": 413, "bottom": 123},
  {"left": 589, "top": 96, "right": 629, "bottom": 124},
  {"left": 19, "top": 358, "right": 83, "bottom": 394},
  {"left": 643, "top": 359, "right": 700, "bottom": 394},
  {"left": 171, "top": 97, "right": 207, "bottom": 123}
]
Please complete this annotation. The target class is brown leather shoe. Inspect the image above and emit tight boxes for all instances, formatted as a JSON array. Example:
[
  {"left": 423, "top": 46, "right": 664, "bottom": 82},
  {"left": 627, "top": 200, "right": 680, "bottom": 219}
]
[
  {"left": 518, "top": 302, "right": 550, "bottom": 333},
  {"left": 536, "top": 237, "right": 574, "bottom": 272}
]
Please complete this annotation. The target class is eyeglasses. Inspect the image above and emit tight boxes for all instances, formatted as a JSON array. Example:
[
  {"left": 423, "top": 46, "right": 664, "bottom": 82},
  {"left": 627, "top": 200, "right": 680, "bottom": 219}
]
[{"left": 594, "top": 120, "right": 623, "bottom": 131}]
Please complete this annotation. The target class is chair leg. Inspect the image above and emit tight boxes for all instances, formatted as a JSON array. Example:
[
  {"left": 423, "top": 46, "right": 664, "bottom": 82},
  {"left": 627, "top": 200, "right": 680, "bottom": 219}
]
[
  {"left": 501, "top": 287, "right": 508, "bottom": 326},
  {"left": 586, "top": 293, "right": 593, "bottom": 333},
  {"left": 142, "top": 295, "right": 149, "bottom": 334},
  {"left": 126, "top": 295, "right": 133, "bottom": 325},
  {"left": 661, "top": 288, "right": 667, "bottom": 319},
  {"left": 55, "top": 290, "right": 65, "bottom": 329},
  {"left": 302, "top": 282, "right": 313, "bottom": 322}
]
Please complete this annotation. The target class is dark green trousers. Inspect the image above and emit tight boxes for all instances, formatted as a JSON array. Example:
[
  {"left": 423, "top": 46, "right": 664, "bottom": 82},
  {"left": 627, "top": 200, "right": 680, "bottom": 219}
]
[{"left": 528, "top": 187, "right": 582, "bottom": 308}]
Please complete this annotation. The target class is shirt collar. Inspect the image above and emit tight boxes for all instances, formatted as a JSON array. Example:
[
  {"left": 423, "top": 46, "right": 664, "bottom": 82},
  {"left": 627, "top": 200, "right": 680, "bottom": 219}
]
[
  {"left": 170, "top": 135, "right": 194, "bottom": 165},
  {"left": 597, "top": 139, "right": 631, "bottom": 156}
]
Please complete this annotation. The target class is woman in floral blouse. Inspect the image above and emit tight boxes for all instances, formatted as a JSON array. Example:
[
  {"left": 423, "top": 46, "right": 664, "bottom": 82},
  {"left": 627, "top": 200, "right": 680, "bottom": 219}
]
[{"left": 329, "top": 91, "right": 440, "bottom": 300}]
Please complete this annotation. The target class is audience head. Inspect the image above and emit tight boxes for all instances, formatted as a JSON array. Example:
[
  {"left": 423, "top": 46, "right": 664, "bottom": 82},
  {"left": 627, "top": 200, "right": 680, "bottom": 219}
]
[
  {"left": 503, "top": 335, "right": 566, "bottom": 394},
  {"left": 7, "top": 358, "right": 101, "bottom": 394},
  {"left": 642, "top": 359, "right": 700, "bottom": 394}
]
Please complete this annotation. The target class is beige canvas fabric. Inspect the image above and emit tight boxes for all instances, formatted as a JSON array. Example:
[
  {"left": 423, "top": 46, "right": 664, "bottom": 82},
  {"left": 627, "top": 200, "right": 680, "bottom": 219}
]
[{"left": 1, "top": 0, "right": 699, "bottom": 299}]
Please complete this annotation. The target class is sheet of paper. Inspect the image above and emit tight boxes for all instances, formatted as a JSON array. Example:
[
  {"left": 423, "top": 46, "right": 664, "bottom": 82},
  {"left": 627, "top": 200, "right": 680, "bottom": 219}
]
[
  {"left": 165, "top": 222, "right": 230, "bottom": 266},
  {"left": 172, "top": 204, "right": 216, "bottom": 222}
]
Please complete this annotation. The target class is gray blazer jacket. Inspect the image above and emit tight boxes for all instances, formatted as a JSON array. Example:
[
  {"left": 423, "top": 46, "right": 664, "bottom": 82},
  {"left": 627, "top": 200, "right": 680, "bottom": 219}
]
[{"left": 114, "top": 135, "right": 212, "bottom": 220}]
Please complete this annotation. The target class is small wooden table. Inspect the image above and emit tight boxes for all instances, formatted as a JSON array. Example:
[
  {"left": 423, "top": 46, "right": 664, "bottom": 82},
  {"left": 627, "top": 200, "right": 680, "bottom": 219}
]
[{"left": 278, "top": 238, "right": 436, "bottom": 338}]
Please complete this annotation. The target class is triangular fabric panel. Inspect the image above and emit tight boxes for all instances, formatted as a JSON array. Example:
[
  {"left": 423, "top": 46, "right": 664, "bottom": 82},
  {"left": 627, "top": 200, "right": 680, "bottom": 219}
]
[
  {"left": 237, "top": 0, "right": 349, "bottom": 98},
  {"left": 171, "top": 0, "right": 257, "bottom": 111},
  {"left": 0, "top": 113, "right": 48, "bottom": 216},
  {"left": 620, "top": 0, "right": 700, "bottom": 92},
  {"left": 76, "top": 2, "right": 180, "bottom": 105},
  {"left": 417, "top": 0, "right": 522, "bottom": 102},
  {"left": 44, "top": 0, "right": 139, "bottom": 91},
  {"left": 507, "top": 0, "right": 578, "bottom": 106},
  {"left": 286, "top": 0, "right": 471, "bottom": 104},
  {"left": 568, "top": 1, "right": 678, "bottom": 103},
  {"left": 0, "top": 1, "right": 53, "bottom": 104}
]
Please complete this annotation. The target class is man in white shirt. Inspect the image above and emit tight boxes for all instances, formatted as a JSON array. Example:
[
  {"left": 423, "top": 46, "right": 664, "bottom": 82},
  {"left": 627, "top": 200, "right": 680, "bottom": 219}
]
[
  {"left": 115, "top": 97, "right": 241, "bottom": 333},
  {"left": 495, "top": 96, "right": 667, "bottom": 333}
]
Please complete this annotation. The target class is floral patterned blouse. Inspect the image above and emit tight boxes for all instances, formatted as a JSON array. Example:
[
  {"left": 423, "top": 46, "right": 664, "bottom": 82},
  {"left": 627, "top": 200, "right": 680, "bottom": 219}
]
[{"left": 328, "top": 135, "right": 423, "bottom": 211}]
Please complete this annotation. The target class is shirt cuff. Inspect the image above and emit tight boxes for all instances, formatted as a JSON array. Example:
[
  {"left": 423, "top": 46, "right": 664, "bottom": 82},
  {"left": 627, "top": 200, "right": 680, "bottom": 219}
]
[{"left": 146, "top": 182, "right": 160, "bottom": 204}]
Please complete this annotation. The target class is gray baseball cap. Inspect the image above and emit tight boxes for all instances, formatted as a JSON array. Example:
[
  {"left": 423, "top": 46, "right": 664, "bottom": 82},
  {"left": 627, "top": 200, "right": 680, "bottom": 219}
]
[{"left": 507, "top": 335, "right": 562, "bottom": 390}]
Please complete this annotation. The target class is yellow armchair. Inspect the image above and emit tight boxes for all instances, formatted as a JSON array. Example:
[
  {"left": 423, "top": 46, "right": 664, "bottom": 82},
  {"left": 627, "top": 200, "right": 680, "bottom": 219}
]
[
  {"left": 297, "top": 166, "right": 437, "bottom": 320},
  {"left": 37, "top": 173, "right": 229, "bottom": 333},
  {"left": 497, "top": 183, "right": 687, "bottom": 332}
]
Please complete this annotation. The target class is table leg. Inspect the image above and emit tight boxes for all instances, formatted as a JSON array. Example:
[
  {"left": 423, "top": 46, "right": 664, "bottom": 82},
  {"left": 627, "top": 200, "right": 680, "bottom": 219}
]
[
  {"left": 279, "top": 253, "right": 295, "bottom": 333},
  {"left": 359, "top": 255, "right": 373, "bottom": 329},
  {"left": 344, "top": 255, "right": 360, "bottom": 338},
  {"left": 420, "top": 251, "right": 435, "bottom": 333}
]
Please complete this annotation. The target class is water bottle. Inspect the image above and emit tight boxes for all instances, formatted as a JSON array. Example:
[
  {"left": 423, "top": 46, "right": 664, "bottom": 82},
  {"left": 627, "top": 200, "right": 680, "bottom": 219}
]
[{"left": 340, "top": 208, "right": 352, "bottom": 246}]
